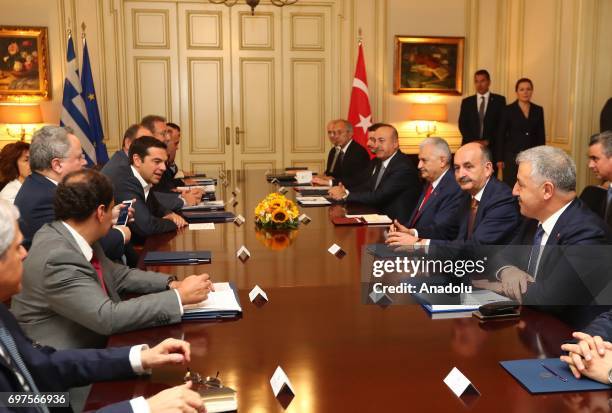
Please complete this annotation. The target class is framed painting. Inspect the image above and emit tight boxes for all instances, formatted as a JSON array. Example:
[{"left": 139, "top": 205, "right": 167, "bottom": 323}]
[
  {"left": 394, "top": 36, "right": 464, "bottom": 94},
  {"left": 0, "top": 26, "right": 50, "bottom": 102}
]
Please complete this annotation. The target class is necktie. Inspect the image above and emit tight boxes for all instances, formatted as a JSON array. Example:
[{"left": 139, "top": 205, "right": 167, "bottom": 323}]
[
  {"left": 410, "top": 184, "right": 433, "bottom": 227},
  {"left": 0, "top": 326, "right": 49, "bottom": 413},
  {"left": 329, "top": 147, "right": 342, "bottom": 175},
  {"left": 374, "top": 165, "right": 386, "bottom": 190},
  {"left": 527, "top": 224, "right": 545, "bottom": 278},
  {"left": 90, "top": 254, "right": 108, "bottom": 296},
  {"left": 605, "top": 186, "right": 612, "bottom": 223},
  {"left": 478, "top": 96, "right": 486, "bottom": 138},
  {"left": 466, "top": 197, "right": 479, "bottom": 239}
]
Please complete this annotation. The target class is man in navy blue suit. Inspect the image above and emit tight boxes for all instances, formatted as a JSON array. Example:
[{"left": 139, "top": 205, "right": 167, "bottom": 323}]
[
  {"left": 14, "top": 126, "right": 129, "bottom": 261},
  {"left": 389, "top": 137, "right": 463, "bottom": 241},
  {"left": 480, "top": 146, "right": 612, "bottom": 306},
  {"left": 101, "top": 123, "right": 151, "bottom": 181},
  {"left": 386, "top": 142, "right": 520, "bottom": 247},
  {"left": 0, "top": 199, "right": 205, "bottom": 413}
]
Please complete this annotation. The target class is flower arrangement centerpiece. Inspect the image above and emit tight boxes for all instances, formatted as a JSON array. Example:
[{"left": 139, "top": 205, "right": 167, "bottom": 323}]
[{"left": 254, "top": 192, "right": 299, "bottom": 229}]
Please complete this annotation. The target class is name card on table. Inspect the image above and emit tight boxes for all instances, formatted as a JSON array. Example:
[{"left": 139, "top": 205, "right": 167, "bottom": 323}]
[
  {"left": 328, "top": 243, "right": 346, "bottom": 259},
  {"left": 270, "top": 366, "right": 295, "bottom": 398},
  {"left": 232, "top": 187, "right": 241, "bottom": 197},
  {"left": 296, "top": 170, "right": 313, "bottom": 184},
  {"left": 298, "top": 214, "right": 311, "bottom": 225},
  {"left": 233, "top": 214, "right": 246, "bottom": 226},
  {"left": 228, "top": 196, "right": 239, "bottom": 207},
  {"left": 249, "top": 285, "right": 269, "bottom": 306},
  {"left": 278, "top": 186, "right": 288, "bottom": 195},
  {"left": 369, "top": 290, "right": 393, "bottom": 307},
  {"left": 443, "top": 367, "right": 480, "bottom": 399},
  {"left": 236, "top": 246, "right": 251, "bottom": 262}
]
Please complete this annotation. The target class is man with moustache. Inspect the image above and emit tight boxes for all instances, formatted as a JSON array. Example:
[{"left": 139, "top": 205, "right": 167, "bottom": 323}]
[
  {"left": 328, "top": 124, "right": 420, "bottom": 223},
  {"left": 386, "top": 142, "right": 520, "bottom": 247}
]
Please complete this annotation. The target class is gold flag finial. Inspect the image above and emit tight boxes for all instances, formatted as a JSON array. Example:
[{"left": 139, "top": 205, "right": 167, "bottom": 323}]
[
  {"left": 358, "top": 27, "right": 363, "bottom": 44},
  {"left": 81, "top": 22, "right": 87, "bottom": 37}
]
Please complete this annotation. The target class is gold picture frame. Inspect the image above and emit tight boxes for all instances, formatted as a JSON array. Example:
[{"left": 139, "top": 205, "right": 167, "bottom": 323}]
[
  {"left": 394, "top": 36, "right": 464, "bottom": 95},
  {"left": 0, "top": 26, "right": 50, "bottom": 102}
]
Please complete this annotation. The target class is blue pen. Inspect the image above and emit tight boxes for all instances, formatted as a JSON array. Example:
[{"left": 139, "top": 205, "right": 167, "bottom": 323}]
[{"left": 540, "top": 362, "right": 568, "bottom": 382}]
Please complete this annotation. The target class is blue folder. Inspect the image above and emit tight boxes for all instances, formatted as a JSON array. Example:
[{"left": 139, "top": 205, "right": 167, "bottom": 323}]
[
  {"left": 143, "top": 251, "right": 212, "bottom": 265},
  {"left": 500, "top": 358, "right": 611, "bottom": 393}
]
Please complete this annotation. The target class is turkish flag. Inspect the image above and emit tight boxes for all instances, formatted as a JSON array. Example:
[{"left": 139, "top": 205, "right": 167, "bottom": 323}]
[{"left": 348, "top": 42, "right": 374, "bottom": 157}]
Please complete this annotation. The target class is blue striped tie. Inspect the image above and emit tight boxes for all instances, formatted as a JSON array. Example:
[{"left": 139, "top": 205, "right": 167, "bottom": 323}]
[
  {"left": 527, "top": 224, "right": 545, "bottom": 278},
  {"left": 0, "top": 326, "right": 49, "bottom": 413}
]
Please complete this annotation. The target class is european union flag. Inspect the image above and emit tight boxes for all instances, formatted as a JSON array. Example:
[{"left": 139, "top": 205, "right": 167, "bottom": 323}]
[
  {"left": 80, "top": 38, "right": 108, "bottom": 164},
  {"left": 60, "top": 34, "right": 97, "bottom": 166}
]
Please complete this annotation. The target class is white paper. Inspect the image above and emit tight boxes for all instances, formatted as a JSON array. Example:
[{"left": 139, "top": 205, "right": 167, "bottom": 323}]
[
  {"left": 249, "top": 285, "right": 269, "bottom": 302},
  {"left": 183, "top": 282, "right": 241, "bottom": 313},
  {"left": 443, "top": 367, "right": 472, "bottom": 398},
  {"left": 296, "top": 196, "right": 331, "bottom": 205},
  {"left": 295, "top": 170, "right": 313, "bottom": 184},
  {"left": 328, "top": 244, "right": 341, "bottom": 255},
  {"left": 295, "top": 185, "right": 331, "bottom": 191},
  {"left": 345, "top": 214, "right": 392, "bottom": 225},
  {"left": 424, "top": 290, "right": 508, "bottom": 312},
  {"left": 270, "top": 366, "right": 294, "bottom": 396},
  {"left": 237, "top": 246, "right": 251, "bottom": 258},
  {"left": 189, "top": 223, "right": 215, "bottom": 231}
]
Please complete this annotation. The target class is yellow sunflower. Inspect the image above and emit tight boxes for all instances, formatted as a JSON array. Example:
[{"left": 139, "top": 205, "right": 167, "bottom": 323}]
[{"left": 271, "top": 208, "right": 289, "bottom": 224}]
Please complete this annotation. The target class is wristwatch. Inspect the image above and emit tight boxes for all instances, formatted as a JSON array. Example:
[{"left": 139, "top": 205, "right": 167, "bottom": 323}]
[
  {"left": 166, "top": 276, "right": 178, "bottom": 290},
  {"left": 608, "top": 367, "right": 612, "bottom": 384}
]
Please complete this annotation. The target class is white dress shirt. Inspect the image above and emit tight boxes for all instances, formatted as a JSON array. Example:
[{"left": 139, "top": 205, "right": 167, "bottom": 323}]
[
  {"left": 0, "top": 179, "right": 22, "bottom": 204},
  {"left": 131, "top": 166, "right": 152, "bottom": 201}
]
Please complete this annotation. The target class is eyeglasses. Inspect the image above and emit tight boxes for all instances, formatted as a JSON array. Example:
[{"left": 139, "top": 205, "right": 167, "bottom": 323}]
[{"left": 184, "top": 369, "right": 222, "bottom": 389}]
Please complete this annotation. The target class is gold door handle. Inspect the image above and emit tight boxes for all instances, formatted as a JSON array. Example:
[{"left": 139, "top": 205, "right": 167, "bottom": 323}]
[
  {"left": 225, "top": 127, "right": 230, "bottom": 145},
  {"left": 235, "top": 127, "right": 244, "bottom": 145}
]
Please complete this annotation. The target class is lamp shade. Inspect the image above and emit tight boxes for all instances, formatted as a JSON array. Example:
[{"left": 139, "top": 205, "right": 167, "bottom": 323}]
[
  {"left": 0, "top": 104, "right": 43, "bottom": 124},
  {"left": 407, "top": 103, "right": 448, "bottom": 122}
]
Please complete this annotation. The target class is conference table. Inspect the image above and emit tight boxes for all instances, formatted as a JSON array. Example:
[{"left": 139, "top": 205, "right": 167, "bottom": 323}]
[{"left": 86, "top": 169, "right": 611, "bottom": 412}]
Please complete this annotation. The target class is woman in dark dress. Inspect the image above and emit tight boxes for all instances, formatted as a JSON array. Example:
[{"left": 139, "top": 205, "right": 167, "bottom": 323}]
[{"left": 496, "top": 78, "right": 546, "bottom": 188}]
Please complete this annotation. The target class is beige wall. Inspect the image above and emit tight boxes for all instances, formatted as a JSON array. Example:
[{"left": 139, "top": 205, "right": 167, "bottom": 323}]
[{"left": 1, "top": 0, "right": 610, "bottom": 188}]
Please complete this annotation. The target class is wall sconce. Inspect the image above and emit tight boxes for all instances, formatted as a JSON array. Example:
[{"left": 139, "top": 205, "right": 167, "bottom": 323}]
[
  {"left": 407, "top": 103, "right": 448, "bottom": 136},
  {"left": 0, "top": 103, "right": 43, "bottom": 141}
]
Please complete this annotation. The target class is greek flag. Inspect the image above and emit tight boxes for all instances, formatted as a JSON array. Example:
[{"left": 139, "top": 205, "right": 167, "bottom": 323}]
[
  {"left": 60, "top": 34, "right": 97, "bottom": 165},
  {"left": 81, "top": 38, "right": 108, "bottom": 164}
]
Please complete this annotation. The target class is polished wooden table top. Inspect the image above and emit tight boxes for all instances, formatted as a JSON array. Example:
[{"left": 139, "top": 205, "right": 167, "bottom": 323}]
[{"left": 87, "top": 170, "right": 612, "bottom": 412}]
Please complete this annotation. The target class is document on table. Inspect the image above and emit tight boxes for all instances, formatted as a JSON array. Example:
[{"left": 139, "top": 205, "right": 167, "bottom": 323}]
[
  {"left": 189, "top": 223, "right": 216, "bottom": 230},
  {"left": 296, "top": 196, "right": 331, "bottom": 206},
  {"left": 183, "top": 282, "right": 242, "bottom": 314},
  {"left": 345, "top": 214, "right": 392, "bottom": 225}
]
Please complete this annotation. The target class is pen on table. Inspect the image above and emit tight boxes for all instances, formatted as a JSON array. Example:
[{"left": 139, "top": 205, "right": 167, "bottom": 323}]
[{"left": 540, "top": 362, "right": 568, "bottom": 382}]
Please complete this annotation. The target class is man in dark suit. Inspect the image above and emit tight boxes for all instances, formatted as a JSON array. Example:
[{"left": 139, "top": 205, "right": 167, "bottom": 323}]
[
  {"left": 328, "top": 124, "right": 420, "bottom": 223},
  {"left": 101, "top": 123, "right": 150, "bottom": 180},
  {"left": 107, "top": 137, "right": 187, "bottom": 243},
  {"left": 387, "top": 142, "right": 520, "bottom": 247},
  {"left": 586, "top": 130, "right": 612, "bottom": 227},
  {"left": 156, "top": 122, "right": 186, "bottom": 192},
  {"left": 312, "top": 119, "right": 370, "bottom": 190},
  {"left": 390, "top": 137, "right": 463, "bottom": 240},
  {"left": 14, "top": 126, "right": 128, "bottom": 261},
  {"left": 481, "top": 146, "right": 611, "bottom": 308},
  {"left": 458, "top": 69, "right": 506, "bottom": 147},
  {"left": 0, "top": 199, "right": 205, "bottom": 413}
]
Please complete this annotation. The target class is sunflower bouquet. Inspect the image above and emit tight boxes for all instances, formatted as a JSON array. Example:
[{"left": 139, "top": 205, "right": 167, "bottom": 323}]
[{"left": 254, "top": 192, "right": 300, "bottom": 229}]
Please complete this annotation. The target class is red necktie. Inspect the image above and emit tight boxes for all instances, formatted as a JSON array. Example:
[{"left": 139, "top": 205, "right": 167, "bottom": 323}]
[
  {"left": 90, "top": 254, "right": 108, "bottom": 295},
  {"left": 409, "top": 184, "right": 433, "bottom": 227},
  {"left": 466, "top": 197, "right": 479, "bottom": 239}
]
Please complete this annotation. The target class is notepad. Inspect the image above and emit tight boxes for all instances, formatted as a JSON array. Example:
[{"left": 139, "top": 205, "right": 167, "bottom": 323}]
[
  {"left": 143, "top": 251, "right": 212, "bottom": 265},
  {"left": 189, "top": 223, "right": 215, "bottom": 230},
  {"left": 183, "top": 282, "right": 242, "bottom": 320},
  {"left": 345, "top": 214, "right": 393, "bottom": 225},
  {"left": 199, "top": 386, "right": 237, "bottom": 413},
  {"left": 296, "top": 196, "right": 331, "bottom": 206},
  {"left": 500, "top": 358, "right": 611, "bottom": 393},
  {"left": 419, "top": 289, "right": 509, "bottom": 313}
]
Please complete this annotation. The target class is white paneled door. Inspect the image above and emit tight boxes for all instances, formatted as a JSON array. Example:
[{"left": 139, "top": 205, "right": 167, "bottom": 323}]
[{"left": 123, "top": 0, "right": 336, "bottom": 182}]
